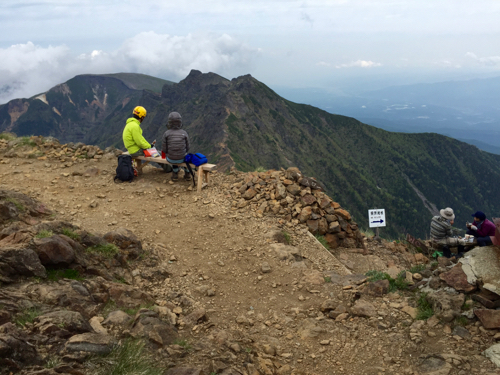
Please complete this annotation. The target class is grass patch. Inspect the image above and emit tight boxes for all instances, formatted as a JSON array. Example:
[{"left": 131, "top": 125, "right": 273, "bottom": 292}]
[
  {"left": 315, "top": 234, "right": 329, "bottom": 250},
  {"left": 173, "top": 339, "right": 191, "bottom": 350},
  {"left": 15, "top": 307, "right": 42, "bottom": 327},
  {"left": 18, "top": 136, "right": 37, "bottom": 147},
  {"left": 36, "top": 230, "right": 54, "bottom": 239},
  {"left": 254, "top": 166, "right": 267, "bottom": 172},
  {"left": 61, "top": 227, "right": 80, "bottom": 241},
  {"left": 324, "top": 276, "right": 332, "bottom": 283},
  {"left": 114, "top": 276, "right": 127, "bottom": 284},
  {"left": 102, "top": 300, "right": 117, "bottom": 316},
  {"left": 409, "top": 264, "right": 426, "bottom": 274},
  {"left": 362, "top": 228, "right": 375, "bottom": 237},
  {"left": 273, "top": 230, "right": 291, "bottom": 245},
  {"left": 454, "top": 316, "right": 469, "bottom": 326},
  {"left": 5, "top": 197, "right": 25, "bottom": 211},
  {"left": 47, "top": 268, "right": 83, "bottom": 281},
  {"left": 123, "top": 303, "right": 154, "bottom": 316},
  {"left": 44, "top": 355, "right": 61, "bottom": 369},
  {"left": 87, "top": 243, "right": 119, "bottom": 258},
  {"left": 84, "top": 339, "right": 166, "bottom": 375},
  {"left": 365, "top": 270, "right": 409, "bottom": 293},
  {"left": 416, "top": 293, "right": 434, "bottom": 320},
  {"left": 0, "top": 132, "right": 16, "bottom": 141}
]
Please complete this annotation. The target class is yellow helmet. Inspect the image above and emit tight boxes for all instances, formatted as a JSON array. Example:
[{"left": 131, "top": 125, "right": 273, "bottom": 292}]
[{"left": 133, "top": 106, "right": 147, "bottom": 119}]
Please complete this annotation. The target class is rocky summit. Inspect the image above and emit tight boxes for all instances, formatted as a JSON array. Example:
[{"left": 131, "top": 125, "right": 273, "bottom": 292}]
[{"left": 1, "top": 135, "right": 500, "bottom": 375}]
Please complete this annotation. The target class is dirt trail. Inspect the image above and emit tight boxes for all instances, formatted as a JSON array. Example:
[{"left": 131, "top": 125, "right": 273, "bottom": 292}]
[{"left": 1, "top": 153, "right": 499, "bottom": 375}]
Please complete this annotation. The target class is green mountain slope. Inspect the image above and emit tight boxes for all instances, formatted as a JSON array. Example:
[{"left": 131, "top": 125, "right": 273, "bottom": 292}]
[{"left": 2, "top": 70, "right": 500, "bottom": 239}]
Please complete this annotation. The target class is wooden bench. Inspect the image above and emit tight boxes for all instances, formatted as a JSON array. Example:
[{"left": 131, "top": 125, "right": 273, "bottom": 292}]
[{"left": 123, "top": 152, "right": 216, "bottom": 193}]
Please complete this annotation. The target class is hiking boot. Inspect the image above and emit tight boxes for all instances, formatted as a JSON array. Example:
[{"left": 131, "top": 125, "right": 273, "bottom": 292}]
[
  {"left": 171, "top": 171, "right": 178, "bottom": 181},
  {"left": 184, "top": 172, "right": 191, "bottom": 181}
]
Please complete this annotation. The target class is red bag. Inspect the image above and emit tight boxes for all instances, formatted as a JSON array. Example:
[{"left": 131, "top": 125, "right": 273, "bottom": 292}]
[{"left": 143, "top": 147, "right": 159, "bottom": 158}]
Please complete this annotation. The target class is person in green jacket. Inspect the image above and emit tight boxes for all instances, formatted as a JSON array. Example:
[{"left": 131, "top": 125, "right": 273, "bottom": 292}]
[{"left": 122, "top": 106, "right": 155, "bottom": 157}]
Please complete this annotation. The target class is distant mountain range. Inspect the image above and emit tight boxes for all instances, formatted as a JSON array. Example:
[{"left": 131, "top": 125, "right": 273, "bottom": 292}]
[
  {"left": 1, "top": 71, "right": 500, "bottom": 239},
  {"left": 276, "top": 77, "right": 500, "bottom": 155}
]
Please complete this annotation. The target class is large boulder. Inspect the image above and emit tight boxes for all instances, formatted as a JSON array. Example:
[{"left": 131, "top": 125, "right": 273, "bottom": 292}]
[
  {"left": 0, "top": 247, "right": 46, "bottom": 282},
  {"left": 34, "top": 235, "right": 76, "bottom": 266},
  {"left": 104, "top": 228, "right": 142, "bottom": 252},
  {"left": 0, "top": 323, "right": 42, "bottom": 370},
  {"left": 35, "top": 310, "right": 93, "bottom": 334},
  {"left": 439, "top": 263, "right": 476, "bottom": 293},
  {"left": 131, "top": 309, "right": 178, "bottom": 347},
  {"left": 65, "top": 333, "right": 116, "bottom": 355}
]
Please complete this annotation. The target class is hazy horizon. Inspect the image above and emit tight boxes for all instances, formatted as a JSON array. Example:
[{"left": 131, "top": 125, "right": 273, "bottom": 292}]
[{"left": 1, "top": 1, "right": 500, "bottom": 104}]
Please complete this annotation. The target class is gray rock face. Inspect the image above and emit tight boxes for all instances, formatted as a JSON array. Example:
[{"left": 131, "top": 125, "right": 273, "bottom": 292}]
[
  {"left": 34, "top": 235, "right": 76, "bottom": 266},
  {"left": 102, "top": 310, "right": 132, "bottom": 327},
  {"left": 0, "top": 323, "right": 42, "bottom": 370},
  {"left": 0, "top": 247, "right": 46, "bottom": 282},
  {"left": 131, "top": 310, "right": 178, "bottom": 347},
  {"left": 35, "top": 310, "right": 92, "bottom": 334},
  {"left": 484, "top": 343, "right": 500, "bottom": 368},
  {"left": 65, "top": 333, "right": 116, "bottom": 355}
]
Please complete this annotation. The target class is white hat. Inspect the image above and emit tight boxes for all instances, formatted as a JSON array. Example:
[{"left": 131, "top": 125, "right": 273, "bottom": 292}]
[{"left": 440, "top": 207, "right": 455, "bottom": 220}]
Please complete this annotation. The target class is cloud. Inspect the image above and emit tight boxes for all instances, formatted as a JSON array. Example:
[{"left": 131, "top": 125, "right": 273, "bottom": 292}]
[
  {"left": 316, "top": 61, "right": 331, "bottom": 67},
  {"left": 466, "top": 52, "right": 500, "bottom": 66},
  {"left": 335, "top": 60, "right": 382, "bottom": 69},
  {"left": 0, "top": 32, "right": 258, "bottom": 104}
]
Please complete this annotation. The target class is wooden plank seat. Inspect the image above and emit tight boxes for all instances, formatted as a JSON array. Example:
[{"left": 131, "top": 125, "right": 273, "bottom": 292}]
[{"left": 123, "top": 152, "right": 216, "bottom": 193}]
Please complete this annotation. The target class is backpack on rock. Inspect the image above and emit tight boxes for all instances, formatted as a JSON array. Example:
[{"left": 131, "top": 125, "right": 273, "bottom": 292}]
[{"left": 114, "top": 154, "right": 135, "bottom": 182}]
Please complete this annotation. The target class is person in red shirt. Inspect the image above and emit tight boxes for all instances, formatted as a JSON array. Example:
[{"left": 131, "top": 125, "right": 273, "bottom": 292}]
[{"left": 466, "top": 211, "right": 496, "bottom": 247}]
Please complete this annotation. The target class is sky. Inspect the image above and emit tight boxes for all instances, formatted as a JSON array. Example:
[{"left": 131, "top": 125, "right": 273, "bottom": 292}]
[{"left": 1, "top": 0, "right": 500, "bottom": 103}]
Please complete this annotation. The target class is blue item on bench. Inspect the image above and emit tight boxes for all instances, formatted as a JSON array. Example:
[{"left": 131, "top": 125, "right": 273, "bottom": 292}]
[{"left": 185, "top": 153, "right": 207, "bottom": 166}]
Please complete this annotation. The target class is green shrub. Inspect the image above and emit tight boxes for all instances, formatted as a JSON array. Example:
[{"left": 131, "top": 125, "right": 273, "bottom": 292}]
[
  {"left": 365, "top": 270, "right": 409, "bottom": 293},
  {"left": 62, "top": 227, "right": 80, "bottom": 241},
  {"left": 85, "top": 339, "right": 166, "bottom": 375},
  {"left": 36, "top": 230, "right": 54, "bottom": 239},
  {"left": 416, "top": 293, "right": 434, "bottom": 320},
  {"left": 254, "top": 166, "right": 267, "bottom": 172},
  {"left": 15, "top": 307, "right": 41, "bottom": 327},
  {"left": 87, "top": 243, "right": 119, "bottom": 258}
]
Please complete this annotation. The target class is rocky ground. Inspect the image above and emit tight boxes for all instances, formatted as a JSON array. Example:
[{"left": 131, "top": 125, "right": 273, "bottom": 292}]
[{"left": 1, "top": 135, "right": 500, "bottom": 375}]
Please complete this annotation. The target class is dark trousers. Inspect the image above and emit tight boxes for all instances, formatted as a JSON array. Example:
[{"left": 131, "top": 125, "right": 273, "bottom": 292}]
[{"left": 467, "top": 229, "right": 492, "bottom": 247}]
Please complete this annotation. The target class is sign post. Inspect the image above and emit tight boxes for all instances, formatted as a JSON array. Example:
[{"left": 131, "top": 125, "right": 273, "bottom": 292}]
[{"left": 368, "top": 209, "right": 386, "bottom": 240}]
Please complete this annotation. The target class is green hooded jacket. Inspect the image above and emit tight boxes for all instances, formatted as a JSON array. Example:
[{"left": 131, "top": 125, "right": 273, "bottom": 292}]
[{"left": 122, "top": 118, "right": 151, "bottom": 154}]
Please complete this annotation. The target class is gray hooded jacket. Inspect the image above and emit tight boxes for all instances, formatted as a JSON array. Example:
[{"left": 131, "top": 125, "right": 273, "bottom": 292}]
[{"left": 161, "top": 112, "right": 190, "bottom": 160}]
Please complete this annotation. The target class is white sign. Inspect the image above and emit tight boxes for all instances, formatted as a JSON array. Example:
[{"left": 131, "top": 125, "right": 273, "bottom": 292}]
[{"left": 368, "top": 209, "right": 386, "bottom": 228}]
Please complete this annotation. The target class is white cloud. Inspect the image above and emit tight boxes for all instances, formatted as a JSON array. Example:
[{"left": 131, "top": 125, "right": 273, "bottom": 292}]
[
  {"left": 466, "top": 52, "right": 500, "bottom": 66},
  {"left": 316, "top": 61, "right": 331, "bottom": 67},
  {"left": 335, "top": 60, "right": 382, "bottom": 69},
  {"left": 0, "top": 32, "right": 257, "bottom": 104}
]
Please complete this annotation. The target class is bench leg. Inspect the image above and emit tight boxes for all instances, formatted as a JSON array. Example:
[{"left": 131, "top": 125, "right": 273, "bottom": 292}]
[
  {"left": 204, "top": 170, "right": 209, "bottom": 185},
  {"left": 197, "top": 167, "right": 204, "bottom": 193},
  {"left": 136, "top": 160, "right": 143, "bottom": 175}
]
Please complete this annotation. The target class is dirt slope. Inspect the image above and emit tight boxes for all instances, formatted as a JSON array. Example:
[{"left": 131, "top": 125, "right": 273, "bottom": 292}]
[{"left": 1, "top": 141, "right": 499, "bottom": 375}]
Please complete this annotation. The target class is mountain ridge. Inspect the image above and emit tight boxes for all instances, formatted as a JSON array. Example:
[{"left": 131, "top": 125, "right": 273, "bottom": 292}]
[{"left": 1, "top": 70, "right": 500, "bottom": 238}]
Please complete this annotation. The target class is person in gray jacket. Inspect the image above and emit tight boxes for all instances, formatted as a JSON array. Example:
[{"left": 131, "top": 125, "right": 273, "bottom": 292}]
[{"left": 161, "top": 112, "right": 190, "bottom": 181}]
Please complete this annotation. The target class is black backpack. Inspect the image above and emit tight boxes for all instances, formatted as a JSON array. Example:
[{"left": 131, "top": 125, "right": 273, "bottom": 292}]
[{"left": 114, "top": 155, "right": 135, "bottom": 182}]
